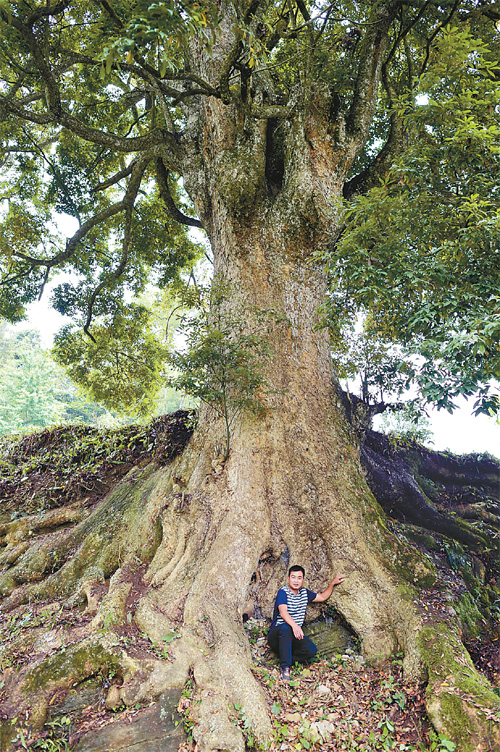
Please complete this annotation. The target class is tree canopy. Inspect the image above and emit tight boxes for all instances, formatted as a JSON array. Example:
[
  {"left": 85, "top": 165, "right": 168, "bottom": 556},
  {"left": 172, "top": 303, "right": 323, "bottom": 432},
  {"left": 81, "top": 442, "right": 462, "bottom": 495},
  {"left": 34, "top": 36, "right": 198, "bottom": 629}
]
[
  {"left": 322, "top": 24, "right": 500, "bottom": 415},
  {"left": 0, "top": 0, "right": 499, "bottom": 415}
]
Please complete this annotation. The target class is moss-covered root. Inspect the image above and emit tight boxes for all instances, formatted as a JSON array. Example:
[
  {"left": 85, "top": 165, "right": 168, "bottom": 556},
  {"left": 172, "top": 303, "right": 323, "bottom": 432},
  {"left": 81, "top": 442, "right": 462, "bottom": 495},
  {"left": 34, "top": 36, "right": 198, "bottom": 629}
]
[
  {"left": 0, "top": 632, "right": 191, "bottom": 750},
  {"left": 419, "top": 623, "right": 500, "bottom": 752},
  {"left": 135, "top": 597, "right": 272, "bottom": 752},
  {"left": 0, "top": 635, "right": 124, "bottom": 748},
  {"left": 0, "top": 464, "right": 166, "bottom": 611},
  {"left": 90, "top": 566, "right": 132, "bottom": 629}
]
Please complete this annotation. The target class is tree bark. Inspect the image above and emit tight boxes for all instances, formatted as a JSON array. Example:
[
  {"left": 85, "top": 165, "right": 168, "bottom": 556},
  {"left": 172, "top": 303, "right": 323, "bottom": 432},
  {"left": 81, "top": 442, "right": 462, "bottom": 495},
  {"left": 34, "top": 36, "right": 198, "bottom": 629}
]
[{"left": 126, "top": 78, "right": 428, "bottom": 745}]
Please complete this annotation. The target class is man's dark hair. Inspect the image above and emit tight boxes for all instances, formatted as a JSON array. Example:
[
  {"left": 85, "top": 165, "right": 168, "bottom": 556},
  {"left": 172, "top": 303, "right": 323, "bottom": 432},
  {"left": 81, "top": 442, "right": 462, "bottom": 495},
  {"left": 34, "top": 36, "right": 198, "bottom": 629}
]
[{"left": 288, "top": 565, "right": 305, "bottom": 577}]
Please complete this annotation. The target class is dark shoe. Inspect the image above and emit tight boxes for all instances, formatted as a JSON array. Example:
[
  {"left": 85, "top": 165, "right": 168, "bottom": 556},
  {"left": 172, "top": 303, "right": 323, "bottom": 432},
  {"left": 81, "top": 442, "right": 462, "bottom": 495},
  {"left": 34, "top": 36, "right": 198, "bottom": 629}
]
[{"left": 280, "top": 667, "right": 290, "bottom": 683}]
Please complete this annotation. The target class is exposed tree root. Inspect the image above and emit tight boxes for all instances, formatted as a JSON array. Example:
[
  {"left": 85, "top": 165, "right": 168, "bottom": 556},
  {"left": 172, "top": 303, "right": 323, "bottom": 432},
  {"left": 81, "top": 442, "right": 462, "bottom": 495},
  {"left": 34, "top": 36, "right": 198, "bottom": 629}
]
[
  {"left": 0, "top": 463, "right": 164, "bottom": 609},
  {"left": 420, "top": 623, "right": 500, "bottom": 752},
  {"left": 361, "top": 432, "right": 490, "bottom": 549},
  {"left": 0, "top": 415, "right": 498, "bottom": 752}
]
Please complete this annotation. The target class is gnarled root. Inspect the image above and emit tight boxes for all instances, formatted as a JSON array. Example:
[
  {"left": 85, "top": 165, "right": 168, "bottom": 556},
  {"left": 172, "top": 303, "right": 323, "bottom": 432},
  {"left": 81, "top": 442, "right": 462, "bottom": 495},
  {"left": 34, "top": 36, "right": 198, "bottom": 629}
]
[
  {"left": 1, "top": 420, "right": 498, "bottom": 752},
  {"left": 420, "top": 623, "right": 500, "bottom": 752},
  {"left": 0, "top": 463, "right": 168, "bottom": 611}
]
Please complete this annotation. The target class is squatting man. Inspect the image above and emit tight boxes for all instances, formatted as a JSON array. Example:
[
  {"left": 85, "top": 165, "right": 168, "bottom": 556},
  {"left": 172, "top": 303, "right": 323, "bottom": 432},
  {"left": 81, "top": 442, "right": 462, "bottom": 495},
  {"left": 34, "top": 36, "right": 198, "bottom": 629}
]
[{"left": 267, "top": 565, "right": 345, "bottom": 682}]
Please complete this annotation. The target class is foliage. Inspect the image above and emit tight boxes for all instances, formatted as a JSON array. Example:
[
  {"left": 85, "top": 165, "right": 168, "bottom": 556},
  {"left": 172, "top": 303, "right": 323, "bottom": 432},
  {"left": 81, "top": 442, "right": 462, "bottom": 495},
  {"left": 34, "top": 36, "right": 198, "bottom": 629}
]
[
  {"left": 52, "top": 287, "right": 194, "bottom": 417},
  {"left": 0, "top": 0, "right": 204, "bottom": 371},
  {"left": 0, "top": 0, "right": 498, "bottom": 419},
  {"left": 168, "top": 281, "right": 277, "bottom": 460},
  {"left": 53, "top": 303, "right": 167, "bottom": 417},
  {"left": 92, "top": 0, "right": 218, "bottom": 78},
  {"left": 331, "top": 322, "right": 411, "bottom": 406},
  {"left": 427, "top": 732, "right": 456, "bottom": 752},
  {"left": 0, "top": 328, "right": 112, "bottom": 434},
  {"left": 378, "top": 407, "right": 435, "bottom": 446},
  {"left": 322, "top": 25, "right": 500, "bottom": 416},
  {"left": 10, "top": 716, "right": 71, "bottom": 752}
]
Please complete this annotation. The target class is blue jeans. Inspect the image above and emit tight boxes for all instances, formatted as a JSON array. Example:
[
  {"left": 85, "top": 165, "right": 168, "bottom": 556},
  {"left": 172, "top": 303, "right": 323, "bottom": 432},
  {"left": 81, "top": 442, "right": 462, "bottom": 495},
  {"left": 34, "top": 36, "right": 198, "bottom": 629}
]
[{"left": 267, "top": 623, "right": 317, "bottom": 669}]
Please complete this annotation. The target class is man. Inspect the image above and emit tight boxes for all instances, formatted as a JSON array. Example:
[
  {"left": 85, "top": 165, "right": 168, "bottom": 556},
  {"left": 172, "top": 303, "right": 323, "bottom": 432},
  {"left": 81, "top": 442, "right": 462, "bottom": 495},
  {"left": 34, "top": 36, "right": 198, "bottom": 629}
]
[{"left": 267, "top": 565, "right": 345, "bottom": 682}]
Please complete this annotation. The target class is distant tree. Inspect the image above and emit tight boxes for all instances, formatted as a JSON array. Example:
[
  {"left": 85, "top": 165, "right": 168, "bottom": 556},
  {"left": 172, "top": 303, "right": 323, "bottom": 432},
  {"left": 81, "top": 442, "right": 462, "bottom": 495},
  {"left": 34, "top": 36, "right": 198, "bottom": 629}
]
[
  {"left": 378, "top": 406, "right": 435, "bottom": 446},
  {"left": 0, "top": 329, "right": 115, "bottom": 434},
  {"left": 0, "top": 330, "right": 66, "bottom": 432},
  {"left": 331, "top": 321, "right": 410, "bottom": 406}
]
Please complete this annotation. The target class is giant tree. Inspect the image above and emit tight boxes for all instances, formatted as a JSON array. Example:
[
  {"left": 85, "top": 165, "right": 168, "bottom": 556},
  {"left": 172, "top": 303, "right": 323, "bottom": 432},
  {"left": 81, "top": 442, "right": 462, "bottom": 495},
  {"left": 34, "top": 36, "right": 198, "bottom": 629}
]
[{"left": 0, "top": 1, "right": 499, "bottom": 750}]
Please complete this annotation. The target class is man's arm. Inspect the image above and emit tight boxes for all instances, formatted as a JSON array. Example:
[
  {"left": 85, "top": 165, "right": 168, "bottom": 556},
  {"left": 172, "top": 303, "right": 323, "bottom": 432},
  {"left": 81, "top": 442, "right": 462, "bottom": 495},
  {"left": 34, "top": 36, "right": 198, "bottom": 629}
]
[
  {"left": 278, "top": 604, "right": 304, "bottom": 639},
  {"left": 312, "top": 574, "right": 345, "bottom": 603}
]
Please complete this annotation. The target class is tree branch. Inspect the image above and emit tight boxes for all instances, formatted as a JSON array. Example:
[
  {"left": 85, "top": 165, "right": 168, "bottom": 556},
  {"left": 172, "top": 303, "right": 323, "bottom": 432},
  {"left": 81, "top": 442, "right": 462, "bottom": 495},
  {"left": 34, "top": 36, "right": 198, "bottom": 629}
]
[
  {"left": 218, "top": 34, "right": 244, "bottom": 104},
  {"left": 83, "top": 159, "right": 147, "bottom": 339},
  {"left": 344, "top": 61, "right": 407, "bottom": 199},
  {"left": 420, "top": 0, "right": 460, "bottom": 77},
  {"left": 384, "top": 1, "right": 431, "bottom": 68},
  {"left": 93, "top": 0, "right": 124, "bottom": 28},
  {"left": 155, "top": 159, "right": 203, "bottom": 229},
  {"left": 1, "top": 12, "right": 183, "bottom": 160},
  {"left": 12, "top": 156, "right": 150, "bottom": 271},
  {"left": 25, "top": 0, "right": 71, "bottom": 25},
  {"left": 0, "top": 93, "right": 181, "bottom": 156},
  {"left": 345, "top": 1, "right": 401, "bottom": 149},
  {"left": 94, "top": 162, "right": 136, "bottom": 192}
]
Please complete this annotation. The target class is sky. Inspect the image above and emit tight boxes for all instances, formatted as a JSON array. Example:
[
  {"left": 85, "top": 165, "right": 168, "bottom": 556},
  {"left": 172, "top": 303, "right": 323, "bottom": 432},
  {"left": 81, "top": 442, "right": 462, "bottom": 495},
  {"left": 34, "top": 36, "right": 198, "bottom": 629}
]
[
  {"left": 421, "top": 402, "right": 499, "bottom": 457},
  {"left": 375, "top": 401, "right": 500, "bottom": 458},
  {"left": 14, "top": 291, "right": 500, "bottom": 459}
]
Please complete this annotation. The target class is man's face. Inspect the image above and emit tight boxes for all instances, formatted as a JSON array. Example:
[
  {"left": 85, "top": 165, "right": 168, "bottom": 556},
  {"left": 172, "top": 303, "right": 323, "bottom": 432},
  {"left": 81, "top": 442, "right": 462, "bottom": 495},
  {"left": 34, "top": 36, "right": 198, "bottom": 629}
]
[{"left": 288, "top": 570, "right": 304, "bottom": 592}]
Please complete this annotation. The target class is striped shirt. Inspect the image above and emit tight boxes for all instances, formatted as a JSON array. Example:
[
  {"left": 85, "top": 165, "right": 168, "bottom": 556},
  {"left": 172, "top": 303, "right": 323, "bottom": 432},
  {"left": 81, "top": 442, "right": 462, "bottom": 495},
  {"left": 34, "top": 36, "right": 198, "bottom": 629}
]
[{"left": 270, "top": 585, "right": 317, "bottom": 630}]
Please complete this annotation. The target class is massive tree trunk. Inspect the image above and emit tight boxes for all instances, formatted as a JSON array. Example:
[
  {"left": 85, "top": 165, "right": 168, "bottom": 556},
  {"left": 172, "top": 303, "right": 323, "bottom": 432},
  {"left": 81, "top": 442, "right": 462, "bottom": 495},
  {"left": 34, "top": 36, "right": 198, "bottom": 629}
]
[
  {"left": 147, "top": 51, "right": 420, "bottom": 745},
  {"left": 140, "top": 223, "right": 422, "bottom": 746},
  {"left": 111, "top": 47, "right": 497, "bottom": 746}
]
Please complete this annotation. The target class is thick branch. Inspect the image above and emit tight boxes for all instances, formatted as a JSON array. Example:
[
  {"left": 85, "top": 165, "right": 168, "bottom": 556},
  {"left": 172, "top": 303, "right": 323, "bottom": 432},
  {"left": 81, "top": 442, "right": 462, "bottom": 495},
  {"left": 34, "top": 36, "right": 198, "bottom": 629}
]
[
  {"left": 0, "top": 91, "right": 180, "bottom": 157},
  {"left": 155, "top": 159, "right": 203, "bottom": 229},
  {"left": 1, "top": 13, "right": 183, "bottom": 159},
  {"left": 345, "top": 1, "right": 400, "bottom": 149},
  {"left": 25, "top": 0, "right": 70, "bottom": 25},
  {"left": 57, "top": 49, "right": 218, "bottom": 98},
  {"left": 94, "top": 0, "right": 124, "bottom": 28},
  {"left": 218, "top": 34, "right": 244, "bottom": 104},
  {"left": 344, "top": 67, "right": 407, "bottom": 199}
]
